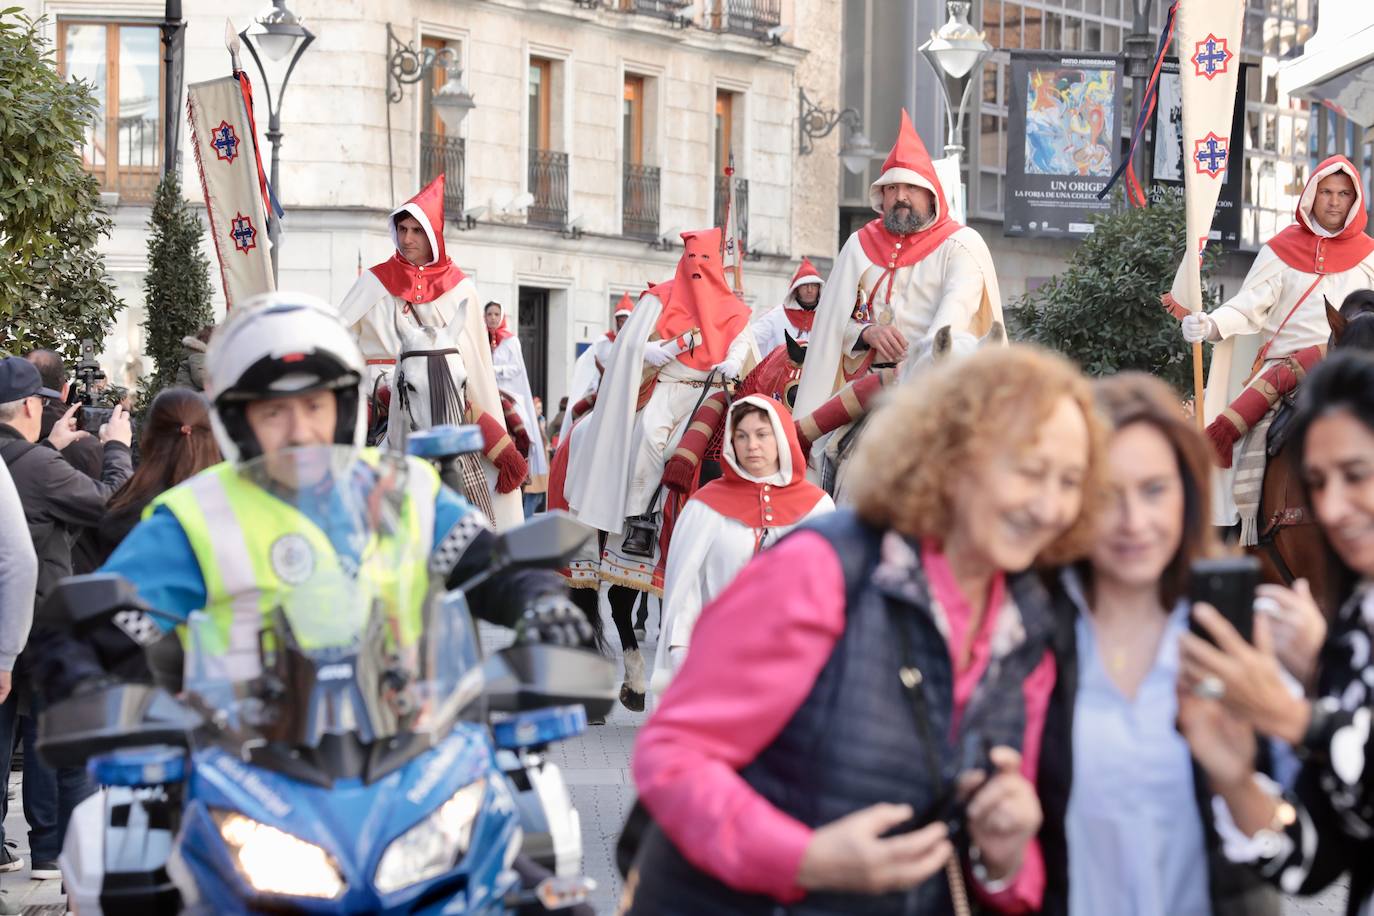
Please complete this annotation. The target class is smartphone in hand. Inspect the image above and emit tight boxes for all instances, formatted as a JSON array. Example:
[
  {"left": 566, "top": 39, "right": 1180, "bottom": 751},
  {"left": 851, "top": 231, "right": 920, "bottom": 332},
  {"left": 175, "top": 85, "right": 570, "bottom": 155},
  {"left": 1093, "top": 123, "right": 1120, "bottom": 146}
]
[{"left": 1189, "top": 556, "right": 1260, "bottom": 645}]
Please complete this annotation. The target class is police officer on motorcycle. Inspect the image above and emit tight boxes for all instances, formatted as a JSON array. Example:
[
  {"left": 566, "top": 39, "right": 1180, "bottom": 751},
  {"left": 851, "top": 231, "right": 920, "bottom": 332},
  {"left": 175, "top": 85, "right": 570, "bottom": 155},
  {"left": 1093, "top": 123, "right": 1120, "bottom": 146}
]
[{"left": 37, "top": 292, "right": 590, "bottom": 697}]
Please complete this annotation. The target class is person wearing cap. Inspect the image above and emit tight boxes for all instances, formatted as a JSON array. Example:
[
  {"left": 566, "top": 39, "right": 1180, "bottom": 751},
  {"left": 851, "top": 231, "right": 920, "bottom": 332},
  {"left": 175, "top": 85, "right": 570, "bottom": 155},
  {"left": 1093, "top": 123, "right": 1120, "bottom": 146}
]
[
  {"left": 794, "top": 110, "right": 1004, "bottom": 416},
  {"left": 0, "top": 354, "right": 132, "bottom": 879},
  {"left": 24, "top": 348, "right": 104, "bottom": 480},
  {"left": 751, "top": 257, "right": 825, "bottom": 359},
  {"left": 87, "top": 293, "right": 591, "bottom": 684}
]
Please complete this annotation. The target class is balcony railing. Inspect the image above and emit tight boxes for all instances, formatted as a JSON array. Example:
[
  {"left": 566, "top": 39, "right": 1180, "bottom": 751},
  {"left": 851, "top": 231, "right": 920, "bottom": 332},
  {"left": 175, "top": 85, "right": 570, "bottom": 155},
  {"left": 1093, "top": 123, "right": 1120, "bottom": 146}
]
[
  {"left": 711, "top": 0, "right": 781, "bottom": 38},
  {"left": 420, "top": 132, "right": 466, "bottom": 220},
  {"left": 622, "top": 163, "right": 660, "bottom": 240},
  {"left": 618, "top": 0, "right": 692, "bottom": 20},
  {"left": 713, "top": 175, "right": 749, "bottom": 252},
  {"left": 82, "top": 114, "right": 160, "bottom": 203},
  {"left": 528, "top": 149, "right": 570, "bottom": 229}
]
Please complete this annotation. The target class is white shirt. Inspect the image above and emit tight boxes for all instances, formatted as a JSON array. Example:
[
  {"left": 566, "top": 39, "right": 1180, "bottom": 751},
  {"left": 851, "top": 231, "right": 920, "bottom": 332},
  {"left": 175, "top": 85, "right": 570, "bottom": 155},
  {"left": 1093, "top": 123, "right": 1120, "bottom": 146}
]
[{"left": 751, "top": 305, "right": 812, "bottom": 358}]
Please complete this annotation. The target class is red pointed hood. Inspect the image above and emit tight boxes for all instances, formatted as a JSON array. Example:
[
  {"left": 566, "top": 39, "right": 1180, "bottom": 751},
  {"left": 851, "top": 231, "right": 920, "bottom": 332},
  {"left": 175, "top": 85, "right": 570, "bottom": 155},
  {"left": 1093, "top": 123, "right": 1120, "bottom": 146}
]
[
  {"left": 1268, "top": 156, "right": 1374, "bottom": 274},
  {"left": 869, "top": 109, "right": 950, "bottom": 218},
  {"left": 369, "top": 174, "right": 466, "bottom": 304},
  {"left": 691, "top": 395, "right": 826, "bottom": 534},
  {"left": 614, "top": 292, "right": 635, "bottom": 318},
  {"left": 785, "top": 257, "right": 824, "bottom": 305},
  {"left": 650, "top": 228, "right": 751, "bottom": 371}
]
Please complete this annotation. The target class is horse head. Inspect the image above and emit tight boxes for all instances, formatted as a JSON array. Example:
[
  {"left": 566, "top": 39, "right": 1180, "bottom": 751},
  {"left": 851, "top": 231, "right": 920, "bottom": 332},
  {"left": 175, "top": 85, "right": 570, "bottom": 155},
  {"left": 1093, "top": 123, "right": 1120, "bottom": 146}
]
[
  {"left": 1332, "top": 290, "right": 1374, "bottom": 352},
  {"left": 743, "top": 332, "right": 807, "bottom": 408},
  {"left": 394, "top": 320, "right": 468, "bottom": 435}
]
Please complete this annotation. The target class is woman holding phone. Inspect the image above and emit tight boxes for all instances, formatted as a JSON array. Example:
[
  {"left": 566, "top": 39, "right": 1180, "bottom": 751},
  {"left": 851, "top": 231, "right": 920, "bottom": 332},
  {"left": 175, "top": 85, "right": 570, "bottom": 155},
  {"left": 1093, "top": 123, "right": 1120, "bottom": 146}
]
[
  {"left": 1037, "top": 373, "right": 1278, "bottom": 915},
  {"left": 1178, "top": 350, "right": 1374, "bottom": 915}
]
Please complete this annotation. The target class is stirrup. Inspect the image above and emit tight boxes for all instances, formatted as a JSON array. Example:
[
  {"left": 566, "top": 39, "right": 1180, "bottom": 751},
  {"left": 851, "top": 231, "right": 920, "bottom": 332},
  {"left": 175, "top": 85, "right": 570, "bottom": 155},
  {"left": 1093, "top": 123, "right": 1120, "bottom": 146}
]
[{"left": 621, "top": 513, "right": 659, "bottom": 558}]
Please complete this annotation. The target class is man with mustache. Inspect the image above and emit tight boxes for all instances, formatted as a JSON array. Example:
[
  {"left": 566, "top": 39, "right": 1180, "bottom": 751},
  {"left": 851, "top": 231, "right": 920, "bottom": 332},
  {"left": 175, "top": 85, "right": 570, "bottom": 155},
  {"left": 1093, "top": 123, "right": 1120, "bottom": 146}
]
[
  {"left": 1167, "top": 157, "right": 1374, "bottom": 537},
  {"left": 794, "top": 110, "right": 1003, "bottom": 415}
]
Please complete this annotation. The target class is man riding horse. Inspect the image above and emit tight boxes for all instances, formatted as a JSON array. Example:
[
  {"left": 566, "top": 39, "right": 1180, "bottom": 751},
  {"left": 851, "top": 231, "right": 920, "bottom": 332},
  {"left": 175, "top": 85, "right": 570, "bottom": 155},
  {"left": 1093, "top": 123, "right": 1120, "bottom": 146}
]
[
  {"left": 337, "top": 174, "right": 525, "bottom": 529},
  {"left": 1169, "top": 155, "right": 1374, "bottom": 546}
]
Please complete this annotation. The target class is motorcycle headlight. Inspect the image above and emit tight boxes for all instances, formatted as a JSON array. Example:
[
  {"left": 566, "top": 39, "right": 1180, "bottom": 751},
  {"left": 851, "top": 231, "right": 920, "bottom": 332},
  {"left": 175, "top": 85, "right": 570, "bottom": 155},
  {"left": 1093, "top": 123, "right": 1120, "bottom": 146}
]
[
  {"left": 214, "top": 811, "right": 345, "bottom": 900},
  {"left": 375, "top": 777, "right": 486, "bottom": 895}
]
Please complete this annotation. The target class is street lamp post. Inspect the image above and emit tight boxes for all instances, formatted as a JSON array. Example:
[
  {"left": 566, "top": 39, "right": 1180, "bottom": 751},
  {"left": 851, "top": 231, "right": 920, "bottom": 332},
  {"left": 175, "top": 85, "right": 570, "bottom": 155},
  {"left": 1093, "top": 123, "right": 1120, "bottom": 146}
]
[
  {"left": 238, "top": 0, "right": 316, "bottom": 283},
  {"left": 384, "top": 24, "right": 476, "bottom": 208},
  {"left": 159, "top": 0, "right": 184, "bottom": 176},
  {"left": 918, "top": 0, "right": 993, "bottom": 165}
]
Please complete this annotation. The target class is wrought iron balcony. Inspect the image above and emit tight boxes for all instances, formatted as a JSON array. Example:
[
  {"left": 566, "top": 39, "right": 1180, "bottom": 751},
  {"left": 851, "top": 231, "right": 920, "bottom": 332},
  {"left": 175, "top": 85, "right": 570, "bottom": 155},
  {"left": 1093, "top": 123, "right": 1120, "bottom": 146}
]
[
  {"left": 618, "top": 0, "right": 693, "bottom": 20},
  {"left": 420, "top": 132, "right": 466, "bottom": 220},
  {"left": 528, "top": 149, "right": 570, "bottom": 229},
  {"left": 713, "top": 175, "right": 749, "bottom": 252},
  {"left": 711, "top": 0, "right": 781, "bottom": 38},
  {"left": 623, "top": 163, "right": 660, "bottom": 240}
]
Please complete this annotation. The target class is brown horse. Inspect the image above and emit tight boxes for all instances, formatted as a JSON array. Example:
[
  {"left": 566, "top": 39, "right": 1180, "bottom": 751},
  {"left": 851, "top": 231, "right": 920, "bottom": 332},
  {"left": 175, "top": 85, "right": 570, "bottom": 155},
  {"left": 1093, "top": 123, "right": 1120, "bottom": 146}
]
[{"left": 1254, "top": 294, "right": 1374, "bottom": 607}]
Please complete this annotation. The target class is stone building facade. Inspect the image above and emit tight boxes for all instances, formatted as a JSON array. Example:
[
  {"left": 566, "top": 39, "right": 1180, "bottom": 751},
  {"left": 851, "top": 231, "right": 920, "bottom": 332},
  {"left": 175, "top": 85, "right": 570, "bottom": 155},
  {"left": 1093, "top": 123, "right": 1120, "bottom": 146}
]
[{"left": 28, "top": 0, "right": 843, "bottom": 409}]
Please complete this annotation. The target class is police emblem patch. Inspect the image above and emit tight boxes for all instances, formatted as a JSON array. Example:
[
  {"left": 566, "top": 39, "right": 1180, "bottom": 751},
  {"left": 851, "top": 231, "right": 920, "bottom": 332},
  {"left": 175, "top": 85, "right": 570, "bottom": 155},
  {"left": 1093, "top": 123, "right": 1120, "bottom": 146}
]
[{"left": 271, "top": 534, "right": 315, "bottom": 585}]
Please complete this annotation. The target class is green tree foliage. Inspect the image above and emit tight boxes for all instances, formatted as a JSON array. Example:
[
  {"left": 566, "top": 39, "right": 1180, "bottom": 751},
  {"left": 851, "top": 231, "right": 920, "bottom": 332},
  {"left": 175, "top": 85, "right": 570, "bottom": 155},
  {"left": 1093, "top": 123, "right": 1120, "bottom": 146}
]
[
  {"left": 0, "top": 9, "right": 120, "bottom": 360},
  {"left": 141, "top": 171, "right": 213, "bottom": 394},
  {"left": 1009, "top": 190, "right": 1223, "bottom": 394}
]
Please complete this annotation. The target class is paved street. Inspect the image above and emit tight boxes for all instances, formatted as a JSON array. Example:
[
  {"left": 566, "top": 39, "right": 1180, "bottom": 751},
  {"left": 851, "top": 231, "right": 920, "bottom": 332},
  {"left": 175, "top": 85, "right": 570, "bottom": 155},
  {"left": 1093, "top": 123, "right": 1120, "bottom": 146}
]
[{"left": 0, "top": 600, "right": 1348, "bottom": 914}]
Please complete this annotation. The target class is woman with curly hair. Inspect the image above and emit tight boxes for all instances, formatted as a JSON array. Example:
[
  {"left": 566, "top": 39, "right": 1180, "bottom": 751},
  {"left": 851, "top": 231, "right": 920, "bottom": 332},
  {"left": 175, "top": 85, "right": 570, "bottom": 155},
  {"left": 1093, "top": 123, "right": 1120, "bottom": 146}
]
[{"left": 622, "top": 344, "right": 1108, "bottom": 916}]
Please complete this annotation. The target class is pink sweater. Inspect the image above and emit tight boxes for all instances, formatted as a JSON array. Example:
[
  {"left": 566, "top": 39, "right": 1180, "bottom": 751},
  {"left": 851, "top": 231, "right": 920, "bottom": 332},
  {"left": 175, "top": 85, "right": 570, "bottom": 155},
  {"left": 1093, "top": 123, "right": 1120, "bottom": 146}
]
[{"left": 633, "top": 530, "right": 1054, "bottom": 911}]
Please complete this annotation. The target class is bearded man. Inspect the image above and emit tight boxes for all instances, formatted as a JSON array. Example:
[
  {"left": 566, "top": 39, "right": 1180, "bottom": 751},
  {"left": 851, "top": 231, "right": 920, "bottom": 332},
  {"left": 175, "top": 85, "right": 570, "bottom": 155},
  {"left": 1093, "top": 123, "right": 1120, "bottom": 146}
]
[
  {"left": 794, "top": 111, "right": 1003, "bottom": 415},
  {"left": 1170, "top": 156, "right": 1374, "bottom": 538},
  {"left": 338, "top": 174, "right": 524, "bottom": 529},
  {"left": 751, "top": 257, "right": 824, "bottom": 357}
]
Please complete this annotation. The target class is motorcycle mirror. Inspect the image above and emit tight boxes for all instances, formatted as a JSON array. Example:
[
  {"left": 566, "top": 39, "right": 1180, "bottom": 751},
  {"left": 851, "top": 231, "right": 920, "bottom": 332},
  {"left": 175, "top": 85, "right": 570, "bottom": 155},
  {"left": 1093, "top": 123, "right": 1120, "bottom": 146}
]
[
  {"left": 481, "top": 644, "right": 617, "bottom": 721},
  {"left": 496, "top": 512, "right": 594, "bottom": 570},
  {"left": 40, "top": 574, "right": 157, "bottom": 629},
  {"left": 37, "top": 684, "right": 202, "bottom": 770}
]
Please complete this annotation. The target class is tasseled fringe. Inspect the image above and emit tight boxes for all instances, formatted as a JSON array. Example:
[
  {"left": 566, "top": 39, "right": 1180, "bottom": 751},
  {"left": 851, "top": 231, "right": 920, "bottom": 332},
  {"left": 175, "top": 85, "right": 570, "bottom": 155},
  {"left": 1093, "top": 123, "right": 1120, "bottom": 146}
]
[
  {"left": 1205, "top": 415, "right": 1240, "bottom": 469},
  {"left": 1239, "top": 513, "right": 1259, "bottom": 547}
]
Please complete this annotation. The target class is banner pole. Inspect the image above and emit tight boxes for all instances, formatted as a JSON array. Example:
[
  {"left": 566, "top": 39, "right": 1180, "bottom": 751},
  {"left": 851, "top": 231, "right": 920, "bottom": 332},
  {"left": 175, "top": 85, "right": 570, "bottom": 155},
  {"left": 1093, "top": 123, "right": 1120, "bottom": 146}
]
[{"left": 1192, "top": 340, "right": 1205, "bottom": 432}]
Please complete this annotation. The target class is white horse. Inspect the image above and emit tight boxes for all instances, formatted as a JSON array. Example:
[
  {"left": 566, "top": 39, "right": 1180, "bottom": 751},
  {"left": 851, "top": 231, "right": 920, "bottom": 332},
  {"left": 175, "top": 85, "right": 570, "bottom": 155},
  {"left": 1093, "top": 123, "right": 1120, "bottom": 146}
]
[
  {"left": 819, "top": 322, "right": 1006, "bottom": 505},
  {"left": 390, "top": 319, "right": 502, "bottom": 519}
]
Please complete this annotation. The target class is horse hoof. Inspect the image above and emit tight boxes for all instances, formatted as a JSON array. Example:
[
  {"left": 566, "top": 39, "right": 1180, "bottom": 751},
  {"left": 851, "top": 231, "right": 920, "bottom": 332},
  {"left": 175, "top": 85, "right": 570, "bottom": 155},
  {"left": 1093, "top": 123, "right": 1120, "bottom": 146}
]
[
  {"left": 634, "top": 627, "right": 647, "bottom": 641},
  {"left": 619, "top": 684, "right": 646, "bottom": 713}
]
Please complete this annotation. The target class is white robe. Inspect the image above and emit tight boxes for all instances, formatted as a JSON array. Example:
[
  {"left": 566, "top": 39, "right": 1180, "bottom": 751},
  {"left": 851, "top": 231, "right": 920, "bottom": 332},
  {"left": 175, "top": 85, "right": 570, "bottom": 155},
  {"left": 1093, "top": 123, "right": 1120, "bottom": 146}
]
[
  {"left": 648, "top": 496, "right": 834, "bottom": 698},
  {"left": 1199, "top": 244, "right": 1374, "bottom": 525},
  {"left": 564, "top": 293, "right": 749, "bottom": 534},
  {"left": 491, "top": 335, "right": 549, "bottom": 477},
  {"left": 751, "top": 304, "right": 812, "bottom": 358},
  {"left": 794, "top": 226, "right": 1003, "bottom": 416},
  {"left": 336, "top": 271, "right": 524, "bottom": 530}
]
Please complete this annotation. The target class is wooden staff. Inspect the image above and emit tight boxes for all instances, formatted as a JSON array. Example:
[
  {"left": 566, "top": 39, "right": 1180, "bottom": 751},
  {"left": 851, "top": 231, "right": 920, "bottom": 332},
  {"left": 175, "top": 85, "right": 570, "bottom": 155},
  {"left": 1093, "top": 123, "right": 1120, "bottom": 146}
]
[{"left": 1192, "top": 339, "right": 1205, "bottom": 431}]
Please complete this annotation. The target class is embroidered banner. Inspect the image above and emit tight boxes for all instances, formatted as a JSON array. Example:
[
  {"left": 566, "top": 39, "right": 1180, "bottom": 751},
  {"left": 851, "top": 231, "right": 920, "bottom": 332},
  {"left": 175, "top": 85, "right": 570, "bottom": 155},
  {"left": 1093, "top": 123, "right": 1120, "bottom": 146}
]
[
  {"left": 187, "top": 75, "right": 274, "bottom": 307},
  {"left": 1169, "top": 0, "right": 1246, "bottom": 313}
]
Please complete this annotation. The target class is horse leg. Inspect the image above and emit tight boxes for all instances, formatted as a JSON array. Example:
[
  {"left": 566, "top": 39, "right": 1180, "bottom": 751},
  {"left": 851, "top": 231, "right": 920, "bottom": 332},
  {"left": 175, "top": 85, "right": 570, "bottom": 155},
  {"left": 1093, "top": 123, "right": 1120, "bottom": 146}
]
[
  {"left": 608, "top": 585, "right": 646, "bottom": 712},
  {"left": 569, "top": 586, "right": 608, "bottom": 655}
]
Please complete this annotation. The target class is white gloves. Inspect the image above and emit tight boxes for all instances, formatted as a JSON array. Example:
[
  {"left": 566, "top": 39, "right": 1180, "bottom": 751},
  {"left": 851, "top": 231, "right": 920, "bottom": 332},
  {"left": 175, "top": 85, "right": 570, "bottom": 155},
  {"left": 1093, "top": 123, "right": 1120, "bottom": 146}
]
[
  {"left": 1181, "top": 313, "right": 1218, "bottom": 344},
  {"left": 643, "top": 341, "right": 674, "bottom": 368},
  {"left": 714, "top": 359, "right": 741, "bottom": 379}
]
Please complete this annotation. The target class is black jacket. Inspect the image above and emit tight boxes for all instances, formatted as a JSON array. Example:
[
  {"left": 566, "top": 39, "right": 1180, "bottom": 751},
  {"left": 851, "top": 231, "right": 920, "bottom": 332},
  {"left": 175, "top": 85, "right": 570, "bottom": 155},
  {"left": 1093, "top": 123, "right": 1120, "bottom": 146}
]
[
  {"left": 39, "top": 398, "right": 105, "bottom": 480},
  {"left": 1037, "top": 572, "right": 1280, "bottom": 916},
  {"left": 0, "top": 424, "right": 132, "bottom": 620}
]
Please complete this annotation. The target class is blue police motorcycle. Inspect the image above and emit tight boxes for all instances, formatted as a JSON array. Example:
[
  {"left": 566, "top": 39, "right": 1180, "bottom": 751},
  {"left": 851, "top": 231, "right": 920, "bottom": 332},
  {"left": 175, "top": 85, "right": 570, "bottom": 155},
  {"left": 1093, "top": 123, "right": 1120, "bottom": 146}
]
[{"left": 37, "top": 444, "right": 617, "bottom": 915}]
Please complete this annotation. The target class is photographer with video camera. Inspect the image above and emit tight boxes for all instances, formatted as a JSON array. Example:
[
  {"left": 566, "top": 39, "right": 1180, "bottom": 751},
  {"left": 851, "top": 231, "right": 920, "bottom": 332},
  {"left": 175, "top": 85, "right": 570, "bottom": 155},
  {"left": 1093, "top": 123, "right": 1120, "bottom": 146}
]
[
  {"left": 24, "top": 348, "right": 103, "bottom": 480},
  {"left": 0, "top": 354, "right": 131, "bottom": 879}
]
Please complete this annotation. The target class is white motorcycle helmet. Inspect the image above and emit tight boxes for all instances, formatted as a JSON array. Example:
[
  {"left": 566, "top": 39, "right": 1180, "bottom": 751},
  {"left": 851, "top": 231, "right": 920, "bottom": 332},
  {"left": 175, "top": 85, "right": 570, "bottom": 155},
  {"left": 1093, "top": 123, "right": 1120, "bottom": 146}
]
[{"left": 205, "top": 292, "right": 367, "bottom": 463}]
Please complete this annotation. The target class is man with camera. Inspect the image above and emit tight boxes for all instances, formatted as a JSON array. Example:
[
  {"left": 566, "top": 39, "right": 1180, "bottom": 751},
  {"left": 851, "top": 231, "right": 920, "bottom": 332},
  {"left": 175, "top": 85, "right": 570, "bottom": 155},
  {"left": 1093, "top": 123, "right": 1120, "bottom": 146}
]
[
  {"left": 23, "top": 349, "right": 105, "bottom": 480},
  {"left": 0, "top": 355, "right": 131, "bottom": 878}
]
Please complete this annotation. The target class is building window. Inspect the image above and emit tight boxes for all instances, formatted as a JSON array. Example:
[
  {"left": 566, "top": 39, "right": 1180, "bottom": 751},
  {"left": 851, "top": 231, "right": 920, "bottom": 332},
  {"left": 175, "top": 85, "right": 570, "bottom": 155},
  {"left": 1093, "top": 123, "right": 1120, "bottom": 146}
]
[
  {"left": 527, "top": 57, "right": 568, "bottom": 228},
  {"left": 709, "top": 0, "right": 782, "bottom": 39},
  {"left": 420, "top": 37, "right": 464, "bottom": 221},
  {"left": 623, "top": 75, "right": 659, "bottom": 239},
  {"left": 57, "top": 19, "right": 163, "bottom": 203},
  {"left": 713, "top": 90, "right": 747, "bottom": 249}
]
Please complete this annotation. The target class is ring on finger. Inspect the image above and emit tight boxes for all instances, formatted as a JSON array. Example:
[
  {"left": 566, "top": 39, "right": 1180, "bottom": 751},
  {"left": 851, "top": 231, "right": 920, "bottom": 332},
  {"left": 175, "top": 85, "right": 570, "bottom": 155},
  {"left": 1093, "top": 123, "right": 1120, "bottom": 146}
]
[{"left": 1194, "top": 674, "right": 1226, "bottom": 700}]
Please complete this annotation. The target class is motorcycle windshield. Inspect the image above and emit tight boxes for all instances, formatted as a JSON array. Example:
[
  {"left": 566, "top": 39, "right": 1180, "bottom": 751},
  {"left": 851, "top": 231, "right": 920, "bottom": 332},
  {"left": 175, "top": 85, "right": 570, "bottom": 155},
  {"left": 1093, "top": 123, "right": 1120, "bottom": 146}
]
[{"left": 181, "top": 445, "right": 482, "bottom": 752}]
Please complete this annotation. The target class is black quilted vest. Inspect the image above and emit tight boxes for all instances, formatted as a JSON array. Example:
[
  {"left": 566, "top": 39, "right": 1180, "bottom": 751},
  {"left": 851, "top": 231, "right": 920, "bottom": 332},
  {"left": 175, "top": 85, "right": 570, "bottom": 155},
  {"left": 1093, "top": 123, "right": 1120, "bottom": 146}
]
[{"left": 625, "top": 510, "right": 1056, "bottom": 916}]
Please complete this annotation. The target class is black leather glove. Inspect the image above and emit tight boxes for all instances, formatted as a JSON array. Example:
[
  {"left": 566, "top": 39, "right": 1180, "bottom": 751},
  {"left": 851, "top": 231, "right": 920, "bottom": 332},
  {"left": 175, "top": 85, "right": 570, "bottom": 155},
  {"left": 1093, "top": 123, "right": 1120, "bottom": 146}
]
[{"left": 513, "top": 595, "right": 596, "bottom": 648}]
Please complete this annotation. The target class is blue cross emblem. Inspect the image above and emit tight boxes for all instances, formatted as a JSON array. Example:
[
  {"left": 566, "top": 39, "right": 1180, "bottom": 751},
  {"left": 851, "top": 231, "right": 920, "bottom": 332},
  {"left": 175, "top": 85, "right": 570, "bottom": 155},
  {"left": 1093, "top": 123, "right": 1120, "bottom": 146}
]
[
  {"left": 1193, "top": 133, "right": 1228, "bottom": 177},
  {"left": 212, "top": 120, "right": 240, "bottom": 163},
  {"left": 230, "top": 213, "right": 257, "bottom": 254},
  {"left": 1191, "top": 34, "right": 1232, "bottom": 80}
]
